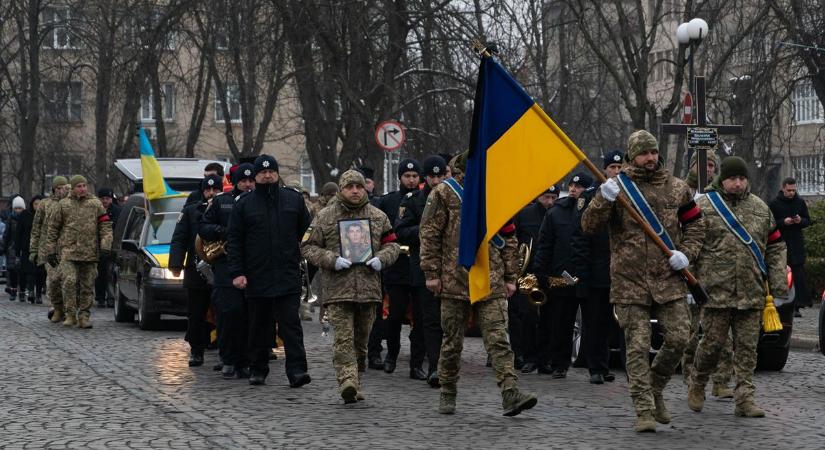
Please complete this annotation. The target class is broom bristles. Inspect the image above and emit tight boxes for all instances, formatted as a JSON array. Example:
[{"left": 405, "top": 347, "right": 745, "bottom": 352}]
[{"left": 762, "top": 295, "right": 783, "bottom": 332}]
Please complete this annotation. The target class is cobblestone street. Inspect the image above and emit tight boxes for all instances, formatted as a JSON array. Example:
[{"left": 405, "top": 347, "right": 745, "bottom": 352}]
[{"left": 1, "top": 300, "right": 823, "bottom": 449}]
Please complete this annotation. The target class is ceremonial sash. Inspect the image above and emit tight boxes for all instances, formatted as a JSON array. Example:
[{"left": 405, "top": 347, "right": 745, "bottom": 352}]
[
  {"left": 444, "top": 178, "right": 506, "bottom": 249},
  {"left": 706, "top": 190, "right": 768, "bottom": 277},
  {"left": 616, "top": 172, "right": 676, "bottom": 251}
]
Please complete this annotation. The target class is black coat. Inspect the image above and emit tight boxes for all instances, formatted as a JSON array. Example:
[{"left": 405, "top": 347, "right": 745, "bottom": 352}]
[
  {"left": 3, "top": 214, "right": 21, "bottom": 270},
  {"left": 375, "top": 186, "right": 417, "bottom": 285},
  {"left": 570, "top": 186, "right": 611, "bottom": 291},
  {"left": 169, "top": 200, "right": 209, "bottom": 290},
  {"left": 395, "top": 184, "right": 431, "bottom": 287},
  {"left": 533, "top": 195, "right": 579, "bottom": 293},
  {"left": 199, "top": 189, "right": 244, "bottom": 288},
  {"left": 227, "top": 184, "right": 311, "bottom": 298},
  {"left": 107, "top": 203, "right": 122, "bottom": 228},
  {"left": 14, "top": 210, "right": 36, "bottom": 275},
  {"left": 514, "top": 201, "right": 549, "bottom": 273},
  {"left": 769, "top": 191, "right": 810, "bottom": 266}
]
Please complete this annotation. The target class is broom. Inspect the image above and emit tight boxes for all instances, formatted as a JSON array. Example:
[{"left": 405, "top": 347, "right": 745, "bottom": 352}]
[{"left": 762, "top": 280, "right": 782, "bottom": 332}]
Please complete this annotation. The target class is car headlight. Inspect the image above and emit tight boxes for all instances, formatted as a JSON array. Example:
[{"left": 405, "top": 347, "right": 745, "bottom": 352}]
[{"left": 149, "top": 267, "right": 183, "bottom": 280}]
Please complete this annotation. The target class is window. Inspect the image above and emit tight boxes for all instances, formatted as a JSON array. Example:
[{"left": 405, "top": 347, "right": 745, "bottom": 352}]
[
  {"left": 300, "top": 154, "right": 316, "bottom": 195},
  {"left": 126, "top": 9, "right": 177, "bottom": 50},
  {"left": 44, "top": 152, "right": 82, "bottom": 176},
  {"left": 140, "top": 83, "right": 176, "bottom": 122},
  {"left": 215, "top": 85, "right": 242, "bottom": 122},
  {"left": 42, "top": 7, "right": 79, "bottom": 49},
  {"left": 125, "top": 208, "right": 146, "bottom": 242},
  {"left": 42, "top": 81, "right": 82, "bottom": 122},
  {"left": 791, "top": 81, "right": 824, "bottom": 124},
  {"left": 382, "top": 151, "right": 401, "bottom": 193},
  {"left": 791, "top": 154, "right": 825, "bottom": 195}
]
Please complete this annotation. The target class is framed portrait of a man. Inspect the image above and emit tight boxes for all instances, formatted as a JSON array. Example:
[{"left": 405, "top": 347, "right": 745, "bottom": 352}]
[{"left": 338, "top": 218, "right": 374, "bottom": 264}]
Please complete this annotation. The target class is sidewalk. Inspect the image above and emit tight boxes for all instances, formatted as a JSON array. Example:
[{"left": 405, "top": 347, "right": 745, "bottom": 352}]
[{"left": 790, "top": 300, "right": 821, "bottom": 352}]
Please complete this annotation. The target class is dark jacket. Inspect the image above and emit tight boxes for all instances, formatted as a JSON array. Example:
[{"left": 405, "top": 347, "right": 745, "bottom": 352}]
[
  {"left": 375, "top": 186, "right": 417, "bottom": 285},
  {"left": 3, "top": 213, "right": 21, "bottom": 269},
  {"left": 514, "top": 201, "right": 549, "bottom": 272},
  {"left": 199, "top": 189, "right": 245, "bottom": 288},
  {"left": 185, "top": 190, "right": 203, "bottom": 207},
  {"left": 227, "top": 184, "right": 311, "bottom": 298},
  {"left": 533, "top": 195, "right": 579, "bottom": 294},
  {"left": 169, "top": 200, "right": 209, "bottom": 290},
  {"left": 570, "top": 186, "right": 611, "bottom": 291},
  {"left": 395, "top": 185, "right": 431, "bottom": 287},
  {"left": 107, "top": 203, "right": 122, "bottom": 228},
  {"left": 769, "top": 191, "right": 810, "bottom": 266}
]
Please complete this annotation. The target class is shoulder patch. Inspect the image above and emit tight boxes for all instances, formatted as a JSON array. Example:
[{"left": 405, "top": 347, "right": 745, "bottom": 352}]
[
  {"left": 301, "top": 226, "right": 313, "bottom": 243},
  {"left": 577, "top": 197, "right": 586, "bottom": 211}
]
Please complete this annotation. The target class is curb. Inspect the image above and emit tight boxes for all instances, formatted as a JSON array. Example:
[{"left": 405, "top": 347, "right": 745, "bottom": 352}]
[{"left": 789, "top": 336, "right": 820, "bottom": 352}]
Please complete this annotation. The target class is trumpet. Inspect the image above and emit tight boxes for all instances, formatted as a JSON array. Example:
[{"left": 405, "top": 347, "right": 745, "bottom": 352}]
[{"left": 515, "top": 239, "right": 579, "bottom": 306}]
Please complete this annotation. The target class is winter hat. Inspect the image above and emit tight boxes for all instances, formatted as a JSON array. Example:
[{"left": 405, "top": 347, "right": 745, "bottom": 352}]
[
  {"left": 422, "top": 156, "right": 447, "bottom": 177},
  {"left": 719, "top": 156, "right": 749, "bottom": 180},
  {"left": 97, "top": 188, "right": 114, "bottom": 199},
  {"left": 568, "top": 172, "right": 593, "bottom": 189},
  {"left": 52, "top": 176, "right": 68, "bottom": 189},
  {"left": 449, "top": 151, "right": 468, "bottom": 174},
  {"left": 688, "top": 150, "right": 720, "bottom": 171},
  {"left": 321, "top": 182, "right": 339, "bottom": 196},
  {"left": 253, "top": 154, "right": 279, "bottom": 176},
  {"left": 339, "top": 169, "right": 366, "bottom": 188},
  {"left": 603, "top": 150, "right": 624, "bottom": 168},
  {"left": 69, "top": 175, "right": 87, "bottom": 188},
  {"left": 11, "top": 196, "right": 25, "bottom": 209},
  {"left": 356, "top": 166, "right": 375, "bottom": 180},
  {"left": 232, "top": 163, "right": 255, "bottom": 185},
  {"left": 201, "top": 174, "right": 223, "bottom": 191},
  {"left": 544, "top": 185, "right": 559, "bottom": 195},
  {"left": 397, "top": 158, "right": 421, "bottom": 179},
  {"left": 686, "top": 150, "right": 720, "bottom": 189},
  {"left": 626, "top": 130, "right": 659, "bottom": 161}
]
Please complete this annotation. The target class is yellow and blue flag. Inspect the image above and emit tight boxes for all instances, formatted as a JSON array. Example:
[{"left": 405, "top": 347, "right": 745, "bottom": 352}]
[
  {"left": 138, "top": 127, "right": 185, "bottom": 200},
  {"left": 459, "top": 56, "right": 589, "bottom": 302}
]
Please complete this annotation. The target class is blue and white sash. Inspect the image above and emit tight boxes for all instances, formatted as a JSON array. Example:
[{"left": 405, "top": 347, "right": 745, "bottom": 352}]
[
  {"left": 706, "top": 190, "right": 768, "bottom": 277},
  {"left": 443, "top": 177, "right": 506, "bottom": 249},
  {"left": 616, "top": 172, "right": 676, "bottom": 251}
]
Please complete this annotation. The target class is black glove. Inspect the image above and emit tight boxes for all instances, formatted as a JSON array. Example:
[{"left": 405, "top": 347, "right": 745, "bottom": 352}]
[{"left": 47, "top": 254, "right": 59, "bottom": 268}]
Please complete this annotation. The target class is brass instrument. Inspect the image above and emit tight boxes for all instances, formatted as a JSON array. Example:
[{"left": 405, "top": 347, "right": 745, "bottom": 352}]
[
  {"left": 195, "top": 235, "right": 226, "bottom": 265},
  {"left": 300, "top": 259, "right": 317, "bottom": 304},
  {"left": 516, "top": 239, "right": 579, "bottom": 306},
  {"left": 399, "top": 245, "right": 411, "bottom": 256}
]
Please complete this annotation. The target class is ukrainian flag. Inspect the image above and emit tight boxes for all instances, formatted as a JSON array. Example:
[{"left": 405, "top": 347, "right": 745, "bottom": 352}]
[
  {"left": 460, "top": 56, "right": 589, "bottom": 302},
  {"left": 138, "top": 127, "right": 185, "bottom": 200}
]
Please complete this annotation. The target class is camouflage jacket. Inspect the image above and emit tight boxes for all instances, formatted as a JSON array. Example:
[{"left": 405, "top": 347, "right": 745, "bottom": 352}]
[
  {"left": 45, "top": 193, "right": 113, "bottom": 262},
  {"left": 581, "top": 164, "right": 705, "bottom": 305},
  {"left": 696, "top": 183, "right": 788, "bottom": 310},
  {"left": 301, "top": 196, "right": 400, "bottom": 305},
  {"left": 419, "top": 180, "right": 519, "bottom": 302},
  {"left": 29, "top": 197, "right": 61, "bottom": 265}
]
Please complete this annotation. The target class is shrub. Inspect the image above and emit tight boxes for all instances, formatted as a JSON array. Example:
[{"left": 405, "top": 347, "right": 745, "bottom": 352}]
[{"left": 804, "top": 199, "right": 825, "bottom": 259}]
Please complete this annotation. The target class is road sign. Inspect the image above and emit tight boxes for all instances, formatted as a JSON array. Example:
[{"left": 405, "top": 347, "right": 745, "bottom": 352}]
[
  {"left": 375, "top": 120, "right": 405, "bottom": 151},
  {"left": 687, "top": 127, "right": 718, "bottom": 148}
]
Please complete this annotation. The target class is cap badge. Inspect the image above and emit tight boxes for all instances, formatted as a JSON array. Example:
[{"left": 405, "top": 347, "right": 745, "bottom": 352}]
[
  {"left": 433, "top": 166, "right": 441, "bottom": 174},
  {"left": 262, "top": 160, "right": 271, "bottom": 168},
  {"left": 244, "top": 169, "right": 252, "bottom": 176},
  {"left": 406, "top": 163, "right": 414, "bottom": 169}
]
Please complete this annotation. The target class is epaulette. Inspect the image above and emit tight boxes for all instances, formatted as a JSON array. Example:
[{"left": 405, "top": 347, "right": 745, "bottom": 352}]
[{"left": 235, "top": 191, "right": 250, "bottom": 202}]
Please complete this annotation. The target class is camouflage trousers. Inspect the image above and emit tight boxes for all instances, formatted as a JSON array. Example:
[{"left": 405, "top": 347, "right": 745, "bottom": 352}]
[
  {"left": 615, "top": 299, "right": 689, "bottom": 415},
  {"left": 326, "top": 301, "right": 376, "bottom": 390},
  {"left": 46, "top": 263, "right": 65, "bottom": 311},
  {"left": 692, "top": 307, "right": 761, "bottom": 405},
  {"left": 61, "top": 261, "right": 98, "bottom": 320},
  {"left": 438, "top": 297, "right": 517, "bottom": 395},
  {"left": 683, "top": 302, "right": 733, "bottom": 386}
]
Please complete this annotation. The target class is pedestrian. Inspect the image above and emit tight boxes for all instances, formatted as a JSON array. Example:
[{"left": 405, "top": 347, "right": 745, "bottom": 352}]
[
  {"left": 227, "top": 155, "right": 312, "bottom": 387},
  {"left": 581, "top": 130, "right": 705, "bottom": 432},
  {"left": 420, "top": 152, "right": 537, "bottom": 417},
  {"left": 44, "top": 175, "right": 113, "bottom": 329},
  {"left": 13, "top": 196, "right": 44, "bottom": 303},
  {"left": 170, "top": 175, "right": 223, "bottom": 367},
  {"left": 768, "top": 177, "right": 811, "bottom": 316},
  {"left": 95, "top": 188, "right": 121, "bottom": 308},
  {"left": 688, "top": 156, "right": 787, "bottom": 418},
  {"left": 29, "top": 176, "right": 70, "bottom": 321},
  {"left": 301, "top": 169, "right": 400, "bottom": 403},
  {"left": 3, "top": 196, "right": 25, "bottom": 301},
  {"left": 395, "top": 155, "right": 448, "bottom": 387},
  {"left": 200, "top": 163, "right": 256, "bottom": 378}
]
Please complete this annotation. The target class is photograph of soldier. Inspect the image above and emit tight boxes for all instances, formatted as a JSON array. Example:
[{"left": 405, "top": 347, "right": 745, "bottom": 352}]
[
  {"left": 29, "top": 176, "right": 70, "bottom": 322},
  {"left": 419, "top": 152, "right": 537, "bottom": 417},
  {"left": 226, "top": 155, "right": 312, "bottom": 388},
  {"left": 339, "top": 220, "right": 373, "bottom": 264},
  {"left": 688, "top": 156, "right": 788, "bottom": 418},
  {"left": 581, "top": 130, "right": 705, "bottom": 432},
  {"left": 301, "top": 169, "right": 400, "bottom": 404},
  {"left": 44, "top": 175, "right": 114, "bottom": 329}
]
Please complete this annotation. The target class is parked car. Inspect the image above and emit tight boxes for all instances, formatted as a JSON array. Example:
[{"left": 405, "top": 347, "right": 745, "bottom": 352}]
[{"left": 819, "top": 290, "right": 824, "bottom": 357}]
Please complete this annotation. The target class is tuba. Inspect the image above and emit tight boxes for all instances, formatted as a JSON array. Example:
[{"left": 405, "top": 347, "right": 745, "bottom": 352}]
[{"left": 195, "top": 235, "right": 226, "bottom": 265}]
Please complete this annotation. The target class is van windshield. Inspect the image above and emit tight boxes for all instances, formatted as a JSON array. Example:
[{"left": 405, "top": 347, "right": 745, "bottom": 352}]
[{"left": 143, "top": 212, "right": 181, "bottom": 246}]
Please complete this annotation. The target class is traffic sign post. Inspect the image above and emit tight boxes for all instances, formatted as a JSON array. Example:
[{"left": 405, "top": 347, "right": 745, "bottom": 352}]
[{"left": 375, "top": 120, "right": 405, "bottom": 151}]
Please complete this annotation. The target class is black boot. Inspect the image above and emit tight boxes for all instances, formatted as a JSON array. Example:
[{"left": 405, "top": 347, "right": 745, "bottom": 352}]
[
  {"left": 188, "top": 350, "right": 204, "bottom": 367},
  {"left": 383, "top": 359, "right": 396, "bottom": 374}
]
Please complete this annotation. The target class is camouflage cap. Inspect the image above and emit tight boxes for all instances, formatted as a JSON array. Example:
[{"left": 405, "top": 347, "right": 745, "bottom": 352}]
[
  {"left": 321, "top": 181, "right": 339, "bottom": 196},
  {"left": 52, "top": 176, "right": 68, "bottom": 189},
  {"left": 449, "top": 151, "right": 468, "bottom": 174},
  {"left": 69, "top": 175, "right": 87, "bottom": 188},
  {"left": 626, "top": 130, "right": 658, "bottom": 161},
  {"left": 338, "top": 169, "right": 366, "bottom": 188},
  {"left": 688, "top": 150, "right": 720, "bottom": 170}
]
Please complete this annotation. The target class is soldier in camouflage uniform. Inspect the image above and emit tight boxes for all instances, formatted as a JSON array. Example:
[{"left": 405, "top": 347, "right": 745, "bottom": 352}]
[
  {"left": 419, "top": 153, "right": 537, "bottom": 417},
  {"left": 44, "top": 175, "right": 113, "bottom": 329},
  {"left": 688, "top": 156, "right": 787, "bottom": 418},
  {"left": 581, "top": 130, "right": 705, "bottom": 432},
  {"left": 28, "top": 176, "right": 70, "bottom": 322},
  {"left": 301, "top": 169, "right": 400, "bottom": 404}
]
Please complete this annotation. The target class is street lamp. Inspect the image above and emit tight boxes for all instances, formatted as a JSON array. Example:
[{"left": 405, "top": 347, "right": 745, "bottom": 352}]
[{"left": 676, "top": 18, "right": 709, "bottom": 107}]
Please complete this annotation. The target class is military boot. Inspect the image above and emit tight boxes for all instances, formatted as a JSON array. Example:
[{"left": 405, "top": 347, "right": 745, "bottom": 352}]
[
  {"left": 438, "top": 392, "right": 456, "bottom": 415},
  {"left": 77, "top": 316, "right": 93, "bottom": 329},
  {"left": 50, "top": 309, "right": 65, "bottom": 323},
  {"left": 634, "top": 411, "right": 657, "bottom": 433},
  {"left": 501, "top": 387, "right": 538, "bottom": 417},
  {"left": 712, "top": 383, "right": 734, "bottom": 399},
  {"left": 340, "top": 380, "right": 358, "bottom": 404},
  {"left": 734, "top": 400, "right": 765, "bottom": 418},
  {"left": 62, "top": 314, "right": 77, "bottom": 327},
  {"left": 687, "top": 383, "right": 706, "bottom": 412},
  {"left": 652, "top": 393, "right": 671, "bottom": 424}
]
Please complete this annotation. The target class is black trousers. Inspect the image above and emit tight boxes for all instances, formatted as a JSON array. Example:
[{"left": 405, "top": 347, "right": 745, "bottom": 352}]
[
  {"left": 384, "top": 284, "right": 425, "bottom": 367},
  {"left": 581, "top": 287, "right": 612, "bottom": 375},
  {"left": 367, "top": 302, "right": 384, "bottom": 360},
  {"left": 415, "top": 286, "right": 442, "bottom": 373},
  {"left": 526, "top": 298, "right": 553, "bottom": 365},
  {"left": 247, "top": 294, "right": 308, "bottom": 381},
  {"left": 508, "top": 292, "right": 529, "bottom": 359},
  {"left": 549, "top": 293, "right": 584, "bottom": 370},
  {"left": 213, "top": 286, "right": 248, "bottom": 367},
  {"left": 185, "top": 287, "right": 212, "bottom": 353},
  {"left": 95, "top": 255, "right": 112, "bottom": 303},
  {"left": 790, "top": 263, "right": 811, "bottom": 307}
]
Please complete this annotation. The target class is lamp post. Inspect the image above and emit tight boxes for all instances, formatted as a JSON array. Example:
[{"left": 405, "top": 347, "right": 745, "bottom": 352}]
[{"left": 676, "top": 18, "right": 709, "bottom": 111}]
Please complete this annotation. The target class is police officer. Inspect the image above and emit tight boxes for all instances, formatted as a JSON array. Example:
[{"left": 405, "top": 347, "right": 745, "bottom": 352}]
[
  {"left": 395, "top": 155, "right": 447, "bottom": 386},
  {"left": 200, "top": 163, "right": 255, "bottom": 378},
  {"left": 513, "top": 186, "right": 558, "bottom": 374},
  {"left": 95, "top": 188, "right": 121, "bottom": 308},
  {"left": 570, "top": 151, "right": 623, "bottom": 384},
  {"left": 170, "top": 175, "right": 223, "bottom": 366},
  {"left": 534, "top": 172, "right": 592, "bottom": 378},
  {"left": 186, "top": 162, "right": 225, "bottom": 206},
  {"left": 227, "top": 155, "right": 312, "bottom": 388}
]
